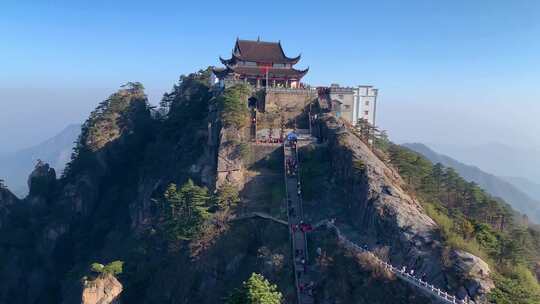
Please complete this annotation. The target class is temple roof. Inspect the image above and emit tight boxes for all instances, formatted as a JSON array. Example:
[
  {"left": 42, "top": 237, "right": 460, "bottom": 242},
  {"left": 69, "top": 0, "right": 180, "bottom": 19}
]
[
  {"left": 221, "top": 39, "right": 301, "bottom": 64},
  {"left": 212, "top": 66, "right": 309, "bottom": 79}
]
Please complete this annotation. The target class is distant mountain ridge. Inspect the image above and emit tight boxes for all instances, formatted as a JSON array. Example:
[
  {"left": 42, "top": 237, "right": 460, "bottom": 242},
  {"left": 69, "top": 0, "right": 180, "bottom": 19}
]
[
  {"left": 502, "top": 176, "right": 540, "bottom": 203},
  {"left": 403, "top": 143, "right": 540, "bottom": 223},
  {"left": 0, "top": 124, "right": 80, "bottom": 196},
  {"left": 428, "top": 142, "right": 540, "bottom": 185}
]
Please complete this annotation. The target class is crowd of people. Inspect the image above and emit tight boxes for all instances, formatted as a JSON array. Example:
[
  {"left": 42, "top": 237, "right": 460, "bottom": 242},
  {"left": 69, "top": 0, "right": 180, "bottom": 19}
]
[
  {"left": 257, "top": 137, "right": 283, "bottom": 144},
  {"left": 285, "top": 135, "right": 317, "bottom": 302},
  {"left": 286, "top": 157, "right": 298, "bottom": 176},
  {"left": 291, "top": 221, "right": 313, "bottom": 233},
  {"left": 398, "top": 265, "right": 428, "bottom": 283}
]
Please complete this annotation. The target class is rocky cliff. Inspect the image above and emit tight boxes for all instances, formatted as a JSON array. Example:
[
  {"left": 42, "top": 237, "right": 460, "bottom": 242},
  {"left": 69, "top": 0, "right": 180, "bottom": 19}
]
[
  {"left": 81, "top": 274, "right": 123, "bottom": 304},
  {"left": 0, "top": 186, "right": 19, "bottom": 229},
  {"left": 0, "top": 75, "right": 510, "bottom": 303},
  {"left": 312, "top": 114, "right": 494, "bottom": 302}
]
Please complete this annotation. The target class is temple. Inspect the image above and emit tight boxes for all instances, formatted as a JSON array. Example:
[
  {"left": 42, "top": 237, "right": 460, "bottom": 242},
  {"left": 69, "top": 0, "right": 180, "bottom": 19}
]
[{"left": 213, "top": 38, "right": 309, "bottom": 88}]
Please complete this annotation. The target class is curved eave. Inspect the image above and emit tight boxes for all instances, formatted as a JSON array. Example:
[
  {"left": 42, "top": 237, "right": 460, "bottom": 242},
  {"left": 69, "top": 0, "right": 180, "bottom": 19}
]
[
  {"left": 212, "top": 67, "right": 231, "bottom": 78},
  {"left": 219, "top": 56, "right": 235, "bottom": 65},
  {"left": 294, "top": 67, "right": 309, "bottom": 78},
  {"left": 279, "top": 40, "right": 302, "bottom": 64},
  {"left": 285, "top": 54, "right": 302, "bottom": 65}
]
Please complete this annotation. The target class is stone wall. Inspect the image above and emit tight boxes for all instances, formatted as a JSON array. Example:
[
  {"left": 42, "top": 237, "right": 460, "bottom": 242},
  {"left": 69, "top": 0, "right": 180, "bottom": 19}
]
[{"left": 264, "top": 88, "right": 317, "bottom": 128}]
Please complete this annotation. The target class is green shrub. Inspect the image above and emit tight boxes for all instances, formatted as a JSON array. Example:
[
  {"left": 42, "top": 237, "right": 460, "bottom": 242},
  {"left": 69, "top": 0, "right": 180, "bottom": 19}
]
[
  {"left": 215, "top": 182, "right": 240, "bottom": 210},
  {"left": 90, "top": 260, "right": 124, "bottom": 276},
  {"left": 218, "top": 84, "right": 250, "bottom": 129},
  {"left": 226, "top": 273, "right": 282, "bottom": 304},
  {"left": 91, "top": 263, "right": 105, "bottom": 273},
  {"left": 161, "top": 180, "right": 211, "bottom": 241},
  {"left": 423, "top": 201, "right": 488, "bottom": 260},
  {"left": 489, "top": 271, "right": 540, "bottom": 304}
]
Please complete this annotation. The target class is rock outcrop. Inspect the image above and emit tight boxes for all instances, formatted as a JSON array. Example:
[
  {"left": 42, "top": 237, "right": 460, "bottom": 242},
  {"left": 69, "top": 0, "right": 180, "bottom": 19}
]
[
  {"left": 316, "top": 114, "right": 494, "bottom": 302},
  {"left": 450, "top": 250, "right": 494, "bottom": 302},
  {"left": 82, "top": 274, "right": 123, "bottom": 304},
  {"left": 0, "top": 186, "right": 19, "bottom": 228},
  {"left": 27, "top": 161, "right": 56, "bottom": 201},
  {"left": 216, "top": 126, "right": 247, "bottom": 189}
]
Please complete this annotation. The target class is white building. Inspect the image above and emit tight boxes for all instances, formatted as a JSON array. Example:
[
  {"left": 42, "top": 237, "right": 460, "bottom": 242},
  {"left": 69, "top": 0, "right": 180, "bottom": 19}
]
[{"left": 352, "top": 85, "right": 378, "bottom": 126}]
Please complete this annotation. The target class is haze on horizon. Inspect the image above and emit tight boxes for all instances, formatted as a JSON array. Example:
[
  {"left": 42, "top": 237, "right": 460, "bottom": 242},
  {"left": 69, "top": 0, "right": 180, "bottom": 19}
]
[{"left": 1, "top": 1, "right": 539, "bottom": 176}]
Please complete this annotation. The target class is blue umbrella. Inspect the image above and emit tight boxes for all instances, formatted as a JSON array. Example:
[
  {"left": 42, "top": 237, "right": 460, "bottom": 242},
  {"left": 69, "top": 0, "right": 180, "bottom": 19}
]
[{"left": 287, "top": 132, "right": 298, "bottom": 141}]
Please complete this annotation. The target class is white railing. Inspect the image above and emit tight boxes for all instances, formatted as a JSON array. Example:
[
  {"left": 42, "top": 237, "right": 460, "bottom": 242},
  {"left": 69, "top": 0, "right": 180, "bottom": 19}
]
[{"left": 323, "top": 221, "right": 468, "bottom": 304}]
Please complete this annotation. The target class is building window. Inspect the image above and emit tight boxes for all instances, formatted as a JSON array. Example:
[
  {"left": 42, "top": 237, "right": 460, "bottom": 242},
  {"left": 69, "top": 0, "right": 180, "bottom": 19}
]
[
  {"left": 364, "top": 111, "right": 369, "bottom": 116},
  {"left": 344, "top": 105, "right": 351, "bottom": 109},
  {"left": 338, "top": 94, "right": 344, "bottom": 99},
  {"left": 365, "top": 100, "right": 369, "bottom": 106}
]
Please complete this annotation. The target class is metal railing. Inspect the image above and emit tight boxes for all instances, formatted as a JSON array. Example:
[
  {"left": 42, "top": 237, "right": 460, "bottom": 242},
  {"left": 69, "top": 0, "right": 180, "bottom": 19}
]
[{"left": 324, "top": 221, "right": 468, "bottom": 304}]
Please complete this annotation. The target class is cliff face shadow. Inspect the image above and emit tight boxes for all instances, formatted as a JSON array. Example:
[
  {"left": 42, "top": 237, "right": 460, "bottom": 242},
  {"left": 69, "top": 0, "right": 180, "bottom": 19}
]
[{"left": 240, "top": 146, "right": 284, "bottom": 216}]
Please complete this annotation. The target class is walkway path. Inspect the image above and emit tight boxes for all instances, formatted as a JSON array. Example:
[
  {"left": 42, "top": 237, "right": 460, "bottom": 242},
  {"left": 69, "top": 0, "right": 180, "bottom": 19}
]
[
  {"left": 280, "top": 133, "right": 467, "bottom": 303},
  {"left": 318, "top": 219, "right": 468, "bottom": 304},
  {"left": 283, "top": 140, "right": 314, "bottom": 304},
  {"left": 229, "top": 212, "right": 288, "bottom": 226}
]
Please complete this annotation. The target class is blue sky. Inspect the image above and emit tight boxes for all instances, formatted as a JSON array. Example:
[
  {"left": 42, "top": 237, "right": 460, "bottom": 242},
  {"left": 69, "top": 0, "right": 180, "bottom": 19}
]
[
  {"left": 3, "top": 1, "right": 539, "bottom": 89},
  {"left": 1, "top": 1, "right": 539, "bottom": 164}
]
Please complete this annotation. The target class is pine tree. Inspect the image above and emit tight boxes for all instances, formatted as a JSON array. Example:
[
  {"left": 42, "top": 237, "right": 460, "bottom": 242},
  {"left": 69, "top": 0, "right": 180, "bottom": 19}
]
[
  {"left": 215, "top": 182, "right": 240, "bottom": 210},
  {"left": 162, "top": 180, "right": 211, "bottom": 240},
  {"left": 226, "top": 273, "right": 283, "bottom": 304}
]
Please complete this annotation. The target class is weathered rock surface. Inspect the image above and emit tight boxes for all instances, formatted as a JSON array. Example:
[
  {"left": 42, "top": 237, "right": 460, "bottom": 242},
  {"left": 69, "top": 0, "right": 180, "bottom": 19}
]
[
  {"left": 216, "top": 126, "right": 246, "bottom": 189},
  {"left": 82, "top": 274, "right": 123, "bottom": 304},
  {"left": 27, "top": 161, "right": 57, "bottom": 200},
  {"left": 316, "top": 114, "right": 494, "bottom": 302},
  {"left": 451, "top": 250, "right": 494, "bottom": 302},
  {"left": 0, "top": 186, "right": 19, "bottom": 228}
]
